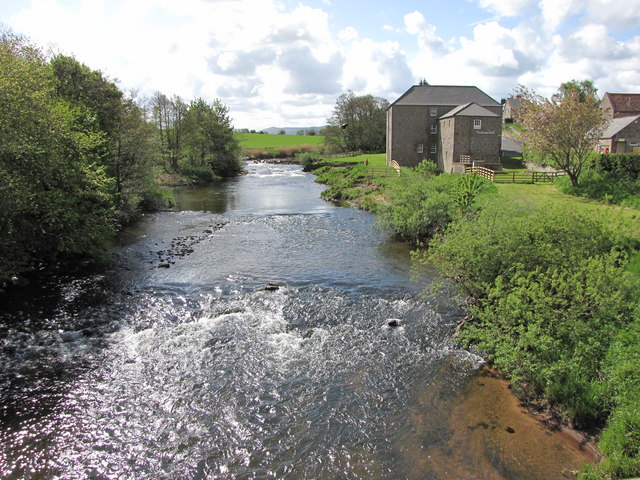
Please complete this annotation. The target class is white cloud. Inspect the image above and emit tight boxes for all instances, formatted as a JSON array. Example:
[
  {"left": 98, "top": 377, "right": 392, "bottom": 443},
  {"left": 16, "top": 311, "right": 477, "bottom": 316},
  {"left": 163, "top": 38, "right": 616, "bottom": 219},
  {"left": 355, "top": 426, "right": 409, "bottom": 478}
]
[
  {"left": 476, "top": 0, "right": 536, "bottom": 17},
  {"left": 403, "top": 11, "right": 448, "bottom": 54},
  {"left": 5, "top": 0, "right": 640, "bottom": 129}
]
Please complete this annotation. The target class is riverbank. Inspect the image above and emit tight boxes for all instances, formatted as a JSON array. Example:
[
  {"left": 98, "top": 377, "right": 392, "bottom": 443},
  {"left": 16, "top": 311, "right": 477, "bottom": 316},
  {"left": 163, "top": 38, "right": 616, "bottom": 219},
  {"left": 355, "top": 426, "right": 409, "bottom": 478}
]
[
  {"left": 415, "top": 367, "right": 598, "bottom": 479},
  {"left": 307, "top": 158, "right": 640, "bottom": 479}
]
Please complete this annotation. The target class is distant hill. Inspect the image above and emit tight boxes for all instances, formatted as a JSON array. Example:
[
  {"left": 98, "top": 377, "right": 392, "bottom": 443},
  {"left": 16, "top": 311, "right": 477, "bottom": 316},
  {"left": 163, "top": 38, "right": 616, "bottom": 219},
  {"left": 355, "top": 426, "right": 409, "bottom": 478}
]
[{"left": 262, "top": 126, "right": 326, "bottom": 135}]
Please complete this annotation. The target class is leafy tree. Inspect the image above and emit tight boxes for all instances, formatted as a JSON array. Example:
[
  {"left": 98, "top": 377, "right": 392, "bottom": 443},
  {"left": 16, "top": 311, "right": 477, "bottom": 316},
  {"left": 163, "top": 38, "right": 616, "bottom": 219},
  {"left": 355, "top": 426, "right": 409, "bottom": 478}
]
[
  {"left": 51, "top": 54, "right": 123, "bottom": 137},
  {"left": 51, "top": 55, "right": 162, "bottom": 220},
  {"left": 151, "top": 92, "right": 187, "bottom": 171},
  {"left": 182, "top": 98, "right": 241, "bottom": 177},
  {"left": 418, "top": 78, "right": 430, "bottom": 86},
  {"left": 553, "top": 79, "right": 598, "bottom": 103},
  {"left": 516, "top": 83, "right": 607, "bottom": 187},
  {"left": 0, "top": 32, "right": 114, "bottom": 281},
  {"left": 325, "top": 91, "right": 389, "bottom": 153}
]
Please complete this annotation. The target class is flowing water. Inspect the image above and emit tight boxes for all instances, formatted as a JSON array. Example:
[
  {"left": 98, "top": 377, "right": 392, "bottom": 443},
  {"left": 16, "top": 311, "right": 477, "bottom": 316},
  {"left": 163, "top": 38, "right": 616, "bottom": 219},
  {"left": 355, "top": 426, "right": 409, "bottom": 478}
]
[{"left": 1, "top": 163, "right": 594, "bottom": 479}]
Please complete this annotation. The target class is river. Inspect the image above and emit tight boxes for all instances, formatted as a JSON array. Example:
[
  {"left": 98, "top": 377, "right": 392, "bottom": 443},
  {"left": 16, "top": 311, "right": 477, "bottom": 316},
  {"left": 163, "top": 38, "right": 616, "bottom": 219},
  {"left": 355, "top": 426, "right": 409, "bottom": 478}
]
[{"left": 0, "top": 162, "right": 594, "bottom": 479}]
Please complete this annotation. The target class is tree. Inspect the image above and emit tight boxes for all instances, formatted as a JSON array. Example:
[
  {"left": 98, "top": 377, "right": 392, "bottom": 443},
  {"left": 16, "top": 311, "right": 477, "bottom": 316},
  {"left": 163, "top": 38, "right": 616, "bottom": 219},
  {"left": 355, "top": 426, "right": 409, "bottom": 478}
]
[
  {"left": 151, "top": 92, "right": 187, "bottom": 171},
  {"left": 51, "top": 55, "right": 123, "bottom": 137},
  {"left": 0, "top": 32, "right": 114, "bottom": 281},
  {"left": 182, "top": 98, "right": 241, "bottom": 177},
  {"left": 51, "top": 55, "right": 161, "bottom": 220},
  {"left": 553, "top": 79, "right": 598, "bottom": 103},
  {"left": 325, "top": 91, "right": 389, "bottom": 153},
  {"left": 516, "top": 84, "right": 607, "bottom": 187}
]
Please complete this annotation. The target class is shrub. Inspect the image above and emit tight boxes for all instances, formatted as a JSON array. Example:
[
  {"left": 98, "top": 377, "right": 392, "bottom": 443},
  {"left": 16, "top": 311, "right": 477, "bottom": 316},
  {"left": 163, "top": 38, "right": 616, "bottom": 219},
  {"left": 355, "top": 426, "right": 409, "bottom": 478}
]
[
  {"left": 179, "top": 165, "right": 216, "bottom": 183},
  {"left": 424, "top": 197, "right": 639, "bottom": 434},
  {"left": 589, "top": 153, "right": 640, "bottom": 180},
  {"left": 579, "top": 316, "right": 640, "bottom": 478}
]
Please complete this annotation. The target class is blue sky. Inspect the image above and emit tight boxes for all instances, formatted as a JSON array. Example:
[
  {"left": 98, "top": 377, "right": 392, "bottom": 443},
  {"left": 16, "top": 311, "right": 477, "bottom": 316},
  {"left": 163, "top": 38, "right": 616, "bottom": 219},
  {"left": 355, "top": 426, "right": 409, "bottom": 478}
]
[{"left": 1, "top": 0, "right": 639, "bottom": 129}]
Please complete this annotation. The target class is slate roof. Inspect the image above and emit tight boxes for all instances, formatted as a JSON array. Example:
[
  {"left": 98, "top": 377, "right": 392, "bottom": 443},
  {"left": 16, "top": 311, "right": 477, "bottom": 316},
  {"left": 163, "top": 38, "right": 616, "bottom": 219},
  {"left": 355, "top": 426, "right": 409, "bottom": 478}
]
[
  {"left": 391, "top": 85, "right": 501, "bottom": 107},
  {"left": 601, "top": 114, "right": 640, "bottom": 138},
  {"left": 604, "top": 93, "right": 640, "bottom": 115},
  {"left": 440, "top": 102, "right": 499, "bottom": 119}
]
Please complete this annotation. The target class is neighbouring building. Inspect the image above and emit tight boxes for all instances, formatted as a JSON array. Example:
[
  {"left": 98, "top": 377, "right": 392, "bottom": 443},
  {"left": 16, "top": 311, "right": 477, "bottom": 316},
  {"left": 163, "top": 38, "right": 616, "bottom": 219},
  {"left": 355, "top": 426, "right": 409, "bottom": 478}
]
[
  {"left": 386, "top": 85, "right": 503, "bottom": 173},
  {"left": 598, "top": 114, "right": 640, "bottom": 154},
  {"left": 601, "top": 92, "right": 640, "bottom": 120},
  {"left": 502, "top": 96, "right": 522, "bottom": 123}
]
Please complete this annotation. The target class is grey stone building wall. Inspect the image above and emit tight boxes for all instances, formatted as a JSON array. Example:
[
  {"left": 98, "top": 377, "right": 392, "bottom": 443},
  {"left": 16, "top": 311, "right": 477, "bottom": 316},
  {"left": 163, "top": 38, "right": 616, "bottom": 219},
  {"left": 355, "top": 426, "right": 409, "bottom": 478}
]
[
  {"left": 387, "top": 104, "right": 479, "bottom": 167},
  {"left": 439, "top": 115, "right": 502, "bottom": 173},
  {"left": 612, "top": 120, "right": 640, "bottom": 153}
]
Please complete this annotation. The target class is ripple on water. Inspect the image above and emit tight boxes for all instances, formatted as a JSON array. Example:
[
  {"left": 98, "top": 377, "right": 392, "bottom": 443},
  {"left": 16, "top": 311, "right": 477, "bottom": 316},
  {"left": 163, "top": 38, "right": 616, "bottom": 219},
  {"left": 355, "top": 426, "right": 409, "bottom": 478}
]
[{"left": 2, "top": 285, "right": 472, "bottom": 479}]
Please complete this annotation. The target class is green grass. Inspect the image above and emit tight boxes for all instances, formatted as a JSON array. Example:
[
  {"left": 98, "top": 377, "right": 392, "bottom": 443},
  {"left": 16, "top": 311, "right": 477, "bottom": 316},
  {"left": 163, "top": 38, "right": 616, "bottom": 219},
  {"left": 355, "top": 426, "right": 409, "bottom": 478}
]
[
  {"left": 497, "top": 183, "right": 640, "bottom": 240},
  {"left": 322, "top": 153, "right": 388, "bottom": 167},
  {"left": 501, "top": 155, "right": 527, "bottom": 171},
  {"left": 236, "top": 133, "right": 324, "bottom": 149}
]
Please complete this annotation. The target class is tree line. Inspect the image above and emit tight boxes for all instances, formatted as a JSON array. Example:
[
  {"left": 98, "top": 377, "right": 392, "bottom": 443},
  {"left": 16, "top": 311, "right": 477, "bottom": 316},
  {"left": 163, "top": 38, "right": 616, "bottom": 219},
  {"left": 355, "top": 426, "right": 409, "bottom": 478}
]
[{"left": 0, "top": 31, "right": 242, "bottom": 286}]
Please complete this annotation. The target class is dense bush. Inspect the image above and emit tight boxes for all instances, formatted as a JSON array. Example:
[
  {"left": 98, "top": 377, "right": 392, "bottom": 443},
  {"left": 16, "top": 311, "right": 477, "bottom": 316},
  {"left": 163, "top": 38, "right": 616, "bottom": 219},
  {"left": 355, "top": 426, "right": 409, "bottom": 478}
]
[
  {"left": 378, "top": 169, "right": 495, "bottom": 244},
  {"left": 580, "top": 315, "right": 640, "bottom": 479},
  {"left": 420, "top": 197, "right": 640, "bottom": 477},
  {"left": 589, "top": 153, "right": 640, "bottom": 180},
  {"left": 556, "top": 170, "right": 640, "bottom": 208},
  {"left": 1, "top": 33, "right": 116, "bottom": 282}
]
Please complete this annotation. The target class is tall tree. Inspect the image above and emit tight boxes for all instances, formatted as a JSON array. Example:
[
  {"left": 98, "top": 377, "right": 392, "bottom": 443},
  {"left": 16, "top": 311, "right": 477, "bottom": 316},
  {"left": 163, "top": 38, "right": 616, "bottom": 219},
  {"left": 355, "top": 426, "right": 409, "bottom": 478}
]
[
  {"left": 553, "top": 79, "right": 598, "bottom": 103},
  {"left": 516, "top": 84, "right": 607, "bottom": 187},
  {"left": 183, "top": 98, "right": 241, "bottom": 177},
  {"left": 151, "top": 92, "right": 187, "bottom": 171},
  {"left": 325, "top": 91, "right": 389, "bottom": 153},
  {"left": 0, "top": 32, "right": 114, "bottom": 281}
]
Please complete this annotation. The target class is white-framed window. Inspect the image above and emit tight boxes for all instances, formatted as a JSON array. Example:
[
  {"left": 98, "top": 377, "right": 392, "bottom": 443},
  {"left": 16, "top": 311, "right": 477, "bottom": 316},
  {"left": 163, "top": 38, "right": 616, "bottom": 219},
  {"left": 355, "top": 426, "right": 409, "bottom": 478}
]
[
  {"left": 629, "top": 141, "right": 639, "bottom": 147},
  {"left": 430, "top": 107, "right": 437, "bottom": 116},
  {"left": 416, "top": 143, "right": 424, "bottom": 154},
  {"left": 430, "top": 124, "right": 438, "bottom": 134},
  {"left": 429, "top": 144, "right": 437, "bottom": 154},
  {"left": 474, "top": 119, "right": 482, "bottom": 130}
]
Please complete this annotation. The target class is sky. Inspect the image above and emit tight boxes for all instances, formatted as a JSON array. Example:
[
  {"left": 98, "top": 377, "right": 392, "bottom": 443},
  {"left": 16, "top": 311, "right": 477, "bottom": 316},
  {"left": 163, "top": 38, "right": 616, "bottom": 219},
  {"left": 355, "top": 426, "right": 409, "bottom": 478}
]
[{"left": 1, "top": 0, "right": 640, "bottom": 130}]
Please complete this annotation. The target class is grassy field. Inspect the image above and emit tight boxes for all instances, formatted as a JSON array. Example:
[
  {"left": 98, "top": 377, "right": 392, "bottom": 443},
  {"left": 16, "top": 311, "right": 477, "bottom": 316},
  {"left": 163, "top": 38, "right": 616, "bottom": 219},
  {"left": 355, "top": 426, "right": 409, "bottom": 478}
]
[
  {"left": 322, "top": 153, "right": 388, "bottom": 167},
  {"left": 236, "top": 133, "right": 324, "bottom": 149},
  {"left": 498, "top": 183, "right": 640, "bottom": 239}
]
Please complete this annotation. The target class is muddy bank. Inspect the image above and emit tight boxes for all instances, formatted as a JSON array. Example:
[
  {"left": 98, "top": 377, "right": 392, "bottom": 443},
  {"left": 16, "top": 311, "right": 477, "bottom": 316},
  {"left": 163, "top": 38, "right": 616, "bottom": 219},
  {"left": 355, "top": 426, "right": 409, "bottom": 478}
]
[{"left": 405, "top": 367, "right": 598, "bottom": 479}]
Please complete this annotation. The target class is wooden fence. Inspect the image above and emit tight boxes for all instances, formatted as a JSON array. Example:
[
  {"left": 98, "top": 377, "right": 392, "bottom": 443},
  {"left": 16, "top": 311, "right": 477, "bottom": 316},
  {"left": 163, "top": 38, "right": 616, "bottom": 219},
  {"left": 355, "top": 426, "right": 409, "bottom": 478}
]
[
  {"left": 366, "top": 160, "right": 401, "bottom": 178},
  {"left": 465, "top": 166, "right": 566, "bottom": 184}
]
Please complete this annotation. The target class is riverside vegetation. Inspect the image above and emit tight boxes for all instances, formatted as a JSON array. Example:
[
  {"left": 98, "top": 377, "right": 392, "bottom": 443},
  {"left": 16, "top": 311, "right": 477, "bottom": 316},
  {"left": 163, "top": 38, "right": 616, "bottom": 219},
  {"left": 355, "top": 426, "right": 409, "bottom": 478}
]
[
  {"left": 0, "top": 32, "right": 242, "bottom": 286},
  {"left": 310, "top": 155, "right": 640, "bottom": 479}
]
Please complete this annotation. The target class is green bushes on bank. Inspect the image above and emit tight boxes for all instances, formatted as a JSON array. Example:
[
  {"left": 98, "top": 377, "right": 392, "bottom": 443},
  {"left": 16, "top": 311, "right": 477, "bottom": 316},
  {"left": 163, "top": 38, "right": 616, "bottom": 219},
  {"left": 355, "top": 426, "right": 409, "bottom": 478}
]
[
  {"left": 556, "top": 153, "right": 640, "bottom": 208},
  {"left": 378, "top": 167, "right": 496, "bottom": 245},
  {"left": 421, "top": 199, "right": 640, "bottom": 478}
]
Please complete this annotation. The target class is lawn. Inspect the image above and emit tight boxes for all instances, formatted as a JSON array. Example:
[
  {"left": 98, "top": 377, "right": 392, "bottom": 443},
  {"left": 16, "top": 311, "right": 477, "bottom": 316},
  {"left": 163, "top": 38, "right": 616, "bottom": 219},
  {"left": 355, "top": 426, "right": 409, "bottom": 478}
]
[
  {"left": 322, "top": 153, "right": 388, "bottom": 167},
  {"left": 497, "top": 183, "right": 640, "bottom": 239},
  {"left": 236, "top": 133, "right": 324, "bottom": 149}
]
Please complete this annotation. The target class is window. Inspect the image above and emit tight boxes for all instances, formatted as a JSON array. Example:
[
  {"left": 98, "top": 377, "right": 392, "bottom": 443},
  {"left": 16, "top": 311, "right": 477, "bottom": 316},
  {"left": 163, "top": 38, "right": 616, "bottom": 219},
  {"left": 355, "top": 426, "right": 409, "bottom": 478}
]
[
  {"left": 474, "top": 119, "right": 482, "bottom": 130},
  {"left": 416, "top": 144, "right": 424, "bottom": 154},
  {"left": 430, "top": 124, "right": 438, "bottom": 134},
  {"left": 429, "top": 144, "right": 437, "bottom": 154},
  {"left": 430, "top": 107, "right": 437, "bottom": 117}
]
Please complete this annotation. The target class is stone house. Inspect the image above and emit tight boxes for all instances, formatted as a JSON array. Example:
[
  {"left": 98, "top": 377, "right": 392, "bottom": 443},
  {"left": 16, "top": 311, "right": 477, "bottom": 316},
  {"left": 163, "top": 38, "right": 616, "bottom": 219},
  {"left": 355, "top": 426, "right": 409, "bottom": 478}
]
[
  {"left": 601, "top": 93, "right": 640, "bottom": 120},
  {"left": 502, "top": 96, "right": 522, "bottom": 123},
  {"left": 598, "top": 114, "right": 640, "bottom": 154},
  {"left": 386, "top": 85, "right": 503, "bottom": 173},
  {"left": 439, "top": 103, "right": 503, "bottom": 173}
]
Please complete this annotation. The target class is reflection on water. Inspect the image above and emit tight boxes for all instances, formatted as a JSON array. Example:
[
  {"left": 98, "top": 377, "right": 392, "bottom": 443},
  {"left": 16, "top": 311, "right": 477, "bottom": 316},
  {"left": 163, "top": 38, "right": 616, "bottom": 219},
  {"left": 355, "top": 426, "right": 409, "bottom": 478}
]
[{"left": 0, "top": 162, "right": 595, "bottom": 479}]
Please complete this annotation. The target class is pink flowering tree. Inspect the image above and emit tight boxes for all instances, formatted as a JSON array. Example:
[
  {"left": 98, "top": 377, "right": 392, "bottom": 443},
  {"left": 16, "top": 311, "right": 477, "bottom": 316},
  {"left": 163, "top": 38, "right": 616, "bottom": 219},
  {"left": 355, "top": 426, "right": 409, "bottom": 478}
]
[{"left": 515, "top": 83, "right": 607, "bottom": 187}]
